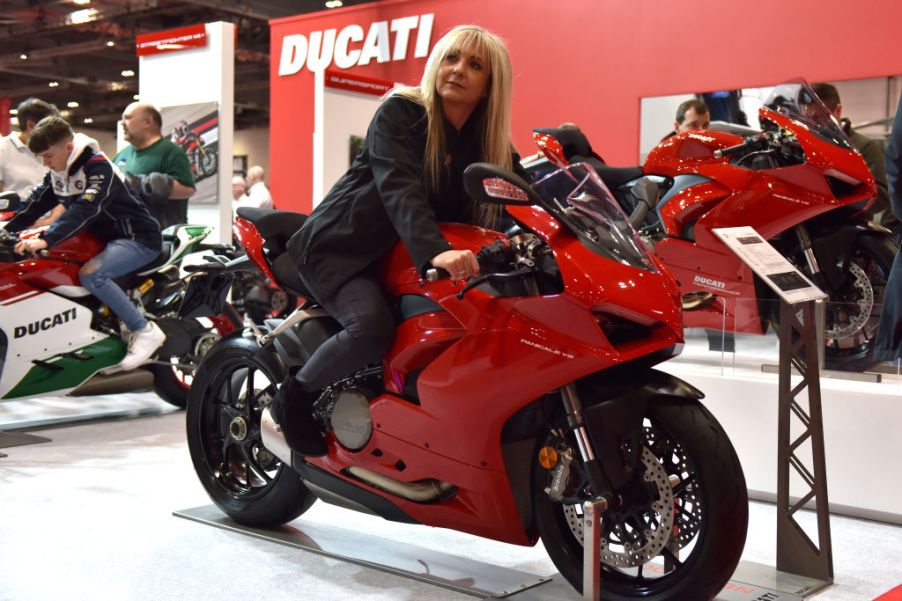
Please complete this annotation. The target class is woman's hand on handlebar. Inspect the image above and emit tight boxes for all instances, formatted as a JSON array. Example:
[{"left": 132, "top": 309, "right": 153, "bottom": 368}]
[
  {"left": 14, "top": 238, "right": 47, "bottom": 256},
  {"left": 431, "top": 249, "right": 480, "bottom": 281}
]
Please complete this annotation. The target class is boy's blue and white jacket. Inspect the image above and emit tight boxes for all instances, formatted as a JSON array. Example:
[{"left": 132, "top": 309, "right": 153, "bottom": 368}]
[{"left": 5, "top": 133, "right": 162, "bottom": 251}]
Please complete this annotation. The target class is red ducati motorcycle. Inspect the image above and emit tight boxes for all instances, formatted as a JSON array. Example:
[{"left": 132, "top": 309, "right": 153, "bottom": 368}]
[
  {"left": 182, "top": 162, "right": 748, "bottom": 599},
  {"left": 529, "top": 80, "right": 896, "bottom": 370}
]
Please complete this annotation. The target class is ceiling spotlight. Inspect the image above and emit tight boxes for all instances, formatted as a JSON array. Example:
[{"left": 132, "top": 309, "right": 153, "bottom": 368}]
[
  {"left": 106, "top": 40, "right": 116, "bottom": 47},
  {"left": 49, "top": 81, "right": 60, "bottom": 88},
  {"left": 67, "top": 101, "right": 80, "bottom": 108},
  {"left": 66, "top": 8, "right": 98, "bottom": 25},
  {"left": 121, "top": 69, "right": 135, "bottom": 77},
  {"left": 83, "top": 117, "right": 94, "bottom": 124},
  {"left": 19, "top": 52, "right": 28, "bottom": 60},
  {"left": 325, "top": 0, "right": 343, "bottom": 7},
  {"left": 61, "top": 110, "right": 71, "bottom": 117},
  {"left": 72, "top": 0, "right": 91, "bottom": 4},
  {"left": 133, "top": 94, "right": 139, "bottom": 100}
]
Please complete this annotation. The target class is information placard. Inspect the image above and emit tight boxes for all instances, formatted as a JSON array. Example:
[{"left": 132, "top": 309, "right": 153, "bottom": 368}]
[{"left": 713, "top": 226, "right": 827, "bottom": 305}]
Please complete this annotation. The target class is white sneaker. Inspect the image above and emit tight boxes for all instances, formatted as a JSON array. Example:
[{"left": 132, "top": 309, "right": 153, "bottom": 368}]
[{"left": 118, "top": 322, "right": 166, "bottom": 371}]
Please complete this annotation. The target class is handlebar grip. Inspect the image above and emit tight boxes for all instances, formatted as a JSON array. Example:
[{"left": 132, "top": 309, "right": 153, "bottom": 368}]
[
  {"left": 426, "top": 267, "right": 449, "bottom": 282},
  {"left": 713, "top": 133, "right": 767, "bottom": 159}
]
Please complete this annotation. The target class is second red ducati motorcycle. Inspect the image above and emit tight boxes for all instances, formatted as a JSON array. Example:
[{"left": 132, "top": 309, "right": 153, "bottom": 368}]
[
  {"left": 181, "top": 162, "right": 747, "bottom": 599},
  {"left": 529, "top": 80, "right": 896, "bottom": 370}
]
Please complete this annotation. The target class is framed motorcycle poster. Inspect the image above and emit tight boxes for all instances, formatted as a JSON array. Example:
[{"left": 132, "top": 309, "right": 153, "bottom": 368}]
[{"left": 161, "top": 101, "right": 219, "bottom": 204}]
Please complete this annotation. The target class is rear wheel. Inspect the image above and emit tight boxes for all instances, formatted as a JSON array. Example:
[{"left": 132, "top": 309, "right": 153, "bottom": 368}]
[
  {"left": 186, "top": 336, "right": 316, "bottom": 526},
  {"left": 534, "top": 397, "right": 748, "bottom": 600}
]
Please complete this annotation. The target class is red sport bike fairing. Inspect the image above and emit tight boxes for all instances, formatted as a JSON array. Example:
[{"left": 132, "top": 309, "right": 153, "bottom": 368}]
[
  {"left": 182, "top": 164, "right": 748, "bottom": 599},
  {"left": 529, "top": 80, "right": 897, "bottom": 371}
]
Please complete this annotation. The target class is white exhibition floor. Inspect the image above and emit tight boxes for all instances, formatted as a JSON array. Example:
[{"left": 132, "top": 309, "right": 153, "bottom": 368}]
[{"left": 1, "top": 396, "right": 901, "bottom": 601}]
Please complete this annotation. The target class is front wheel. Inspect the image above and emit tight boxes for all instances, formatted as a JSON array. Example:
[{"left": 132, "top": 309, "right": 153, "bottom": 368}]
[
  {"left": 186, "top": 336, "right": 316, "bottom": 526},
  {"left": 534, "top": 396, "right": 748, "bottom": 601},
  {"left": 821, "top": 233, "right": 896, "bottom": 371}
]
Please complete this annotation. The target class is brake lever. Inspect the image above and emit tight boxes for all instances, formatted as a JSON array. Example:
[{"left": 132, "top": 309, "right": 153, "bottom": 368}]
[{"left": 456, "top": 266, "right": 536, "bottom": 300}]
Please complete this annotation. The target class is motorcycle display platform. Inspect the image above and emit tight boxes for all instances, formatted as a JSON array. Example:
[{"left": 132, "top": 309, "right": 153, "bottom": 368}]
[{"left": 174, "top": 504, "right": 823, "bottom": 600}]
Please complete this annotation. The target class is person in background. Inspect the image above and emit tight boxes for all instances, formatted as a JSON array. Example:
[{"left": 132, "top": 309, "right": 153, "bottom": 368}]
[
  {"left": 811, "top": 82, "right": 891, "bottom": 228},
  {"left": 663, "top": 99, "right": 710, "bottom": 139},
  {"left": 244, "top": 165, "right": 274, "bottom": 209},
  {"left": 874, "top": 92, "right": 902, "bottom": 361},
  {"left": 114, "top": 103, "right": 196, "bottom": 230},
  {"left": 231, "top": 174, "right": 247, "bottom": 202},
  {"left": 0, "top": 98, "right": 59, "bottom": 198},
  {"left": 272, "top": 25, "right": 522, "bottom": 456},
  {"left": 231, "top": 174, "right": 249, "bottom": 215},
  {"left": 3, "top": 116, "right": 165, "bottom": 371}
]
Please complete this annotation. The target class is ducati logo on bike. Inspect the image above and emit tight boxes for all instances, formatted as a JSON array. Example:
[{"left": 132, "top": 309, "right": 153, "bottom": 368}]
[
  {"left": 278, "top": 14, "right": 434, "bottom": 75},
  {"left": 693, "top": 275, "right": 726, "bottom": 290},
  {"left": 14, "top": 308, "right": 77, "bottom": 338}
]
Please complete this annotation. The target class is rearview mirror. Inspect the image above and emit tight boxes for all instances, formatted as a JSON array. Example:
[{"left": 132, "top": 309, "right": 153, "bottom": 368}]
[
  {"left": 463, "top": 163, "right": 542, "bottom": 206},
  {"left": 532, "top": 130, "right": 568, "bottom": 168},
  {"left": 0, "top": 192, "right": 21, "bottom": 212}
]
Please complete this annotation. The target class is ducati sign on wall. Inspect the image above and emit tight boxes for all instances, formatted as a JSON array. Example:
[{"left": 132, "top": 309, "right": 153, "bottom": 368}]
[{"left": 278, "top": 14, "right": 434, "bottom": 75}]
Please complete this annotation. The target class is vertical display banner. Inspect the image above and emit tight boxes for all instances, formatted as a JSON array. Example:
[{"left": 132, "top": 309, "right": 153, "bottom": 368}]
[
  {"left": 161, "top": 102, "right": 220, "bottom": 204},
  {"left": 0, "top": 98, "right": 11, "bottom": 136}
]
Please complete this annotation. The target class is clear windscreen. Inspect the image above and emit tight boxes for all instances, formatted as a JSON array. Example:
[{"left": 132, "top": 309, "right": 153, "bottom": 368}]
[
  {"left": 532, "top": 163, "right": 657, "bottom": 272},
  {"left": 762, "top": 80, "right": 853, "bottom": 150}
]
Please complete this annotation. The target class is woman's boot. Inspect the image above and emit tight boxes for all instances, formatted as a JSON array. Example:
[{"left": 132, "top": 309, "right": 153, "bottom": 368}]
[{"left": 269, "top": 375, "right": 327, "bottom": 456}]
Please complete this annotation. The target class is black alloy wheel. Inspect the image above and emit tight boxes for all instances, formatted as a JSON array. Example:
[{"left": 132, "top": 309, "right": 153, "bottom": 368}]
[
  {"left": 533, "top": 397, "right": 748, "bottom": 601},
  {"left": 186, "top": 336, "right": 316, "bottom": 526},
  {"left": 822, "top": 234, "right": 896, "bottom": 371}
]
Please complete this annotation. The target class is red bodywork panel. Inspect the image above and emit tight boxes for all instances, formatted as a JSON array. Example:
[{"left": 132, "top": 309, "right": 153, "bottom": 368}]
[
  {"left": 642, "top": 107, "right": 876, "bottom": 334},
  {"left": 234, "top": 217, "right": 277, "bottom": 284},
  {"left": 298, "top": 214, "right": 684, "bottom": 545}
]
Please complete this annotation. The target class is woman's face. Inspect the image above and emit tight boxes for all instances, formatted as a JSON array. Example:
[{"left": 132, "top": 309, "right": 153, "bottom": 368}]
[{"left": 435, "top": 43, "right": 490, "bottom": 113}]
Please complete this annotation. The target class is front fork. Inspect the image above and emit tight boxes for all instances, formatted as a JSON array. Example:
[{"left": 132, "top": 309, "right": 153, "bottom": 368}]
[
  {"left": 796, "top": 224, "right": 824, "bottom": 282},
  {"left": 560, "top": 383, "right": 618, "bottom": 506},
  {"left": 561, "top": 382, "right": 610, "bottom": 601}
]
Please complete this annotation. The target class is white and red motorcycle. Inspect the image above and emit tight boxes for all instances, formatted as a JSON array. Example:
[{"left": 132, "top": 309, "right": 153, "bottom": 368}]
[{"left": 0, "top": 192, "right": 239, "bottom": 407}]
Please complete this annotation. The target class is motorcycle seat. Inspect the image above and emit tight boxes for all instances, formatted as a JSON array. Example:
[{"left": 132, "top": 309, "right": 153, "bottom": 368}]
[
  {"left": 236, "top": 207, "right": 307, "bottom": 256},
  {"left": 236, "top": 207, "right": 312, "bottom": 300},
  {"left": 139, "top": 239, "right": 174, "bottom": 273}
]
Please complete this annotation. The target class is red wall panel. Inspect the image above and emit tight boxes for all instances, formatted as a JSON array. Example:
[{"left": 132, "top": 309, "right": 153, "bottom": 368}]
[{"left": 270, "top": 0, "right": 902, "bottom": 214}]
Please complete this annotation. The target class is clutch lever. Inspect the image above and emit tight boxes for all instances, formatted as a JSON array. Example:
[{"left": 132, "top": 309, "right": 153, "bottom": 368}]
[{"left": 456, "top": 265, "right": 535, "bottom": 300}]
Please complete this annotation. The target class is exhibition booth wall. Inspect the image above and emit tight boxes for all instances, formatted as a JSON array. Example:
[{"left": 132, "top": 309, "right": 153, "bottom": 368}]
[{"left": 269, "top": 0, "right": 902, "bottom": 214}]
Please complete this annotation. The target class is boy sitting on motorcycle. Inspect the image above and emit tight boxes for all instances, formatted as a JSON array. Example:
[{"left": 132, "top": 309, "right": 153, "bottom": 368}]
[{"left": 3, "top": 116, "right": 166, "bottom": 372}]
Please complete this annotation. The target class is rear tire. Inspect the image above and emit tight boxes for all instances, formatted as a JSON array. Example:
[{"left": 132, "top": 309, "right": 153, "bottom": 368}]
[
  {"left": 534, "top": 396, "right": 748, "bottom": 600},
  {"left": 186, "top": 335, "right": 316, "bottom": 526}
]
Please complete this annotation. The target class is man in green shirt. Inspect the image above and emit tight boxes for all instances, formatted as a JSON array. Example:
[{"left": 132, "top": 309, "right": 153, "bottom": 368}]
[{"left": 114, "top": 103, "right": 196, "bottom": 230}]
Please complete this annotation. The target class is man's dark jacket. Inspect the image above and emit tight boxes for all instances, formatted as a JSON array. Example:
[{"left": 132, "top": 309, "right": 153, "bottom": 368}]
[
  {"left": 287, "top": 95, "right": 513, "bottom": 301},
  {"left": 6, "top": 146, "right": 162, "bottom": 251}
]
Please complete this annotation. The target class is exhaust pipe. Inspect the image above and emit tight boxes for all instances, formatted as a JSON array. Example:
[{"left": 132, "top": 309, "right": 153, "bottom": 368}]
[
  {"left": 260, "top": 408, "right": 294, "bottom": 466},
  {"left": 72, "top": 368, "right": 154, "bottom": 396},
  {"left": 347, "top": 466, "right": 455, "bottom": 503},
  {"left": 260, "top": 410, "right": 455, "bottom": 504}
]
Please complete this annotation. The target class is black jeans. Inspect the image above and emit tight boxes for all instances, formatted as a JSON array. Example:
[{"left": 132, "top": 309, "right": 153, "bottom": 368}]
[{"left": 295, "top": 268, "right": 395, "bottom": 391}]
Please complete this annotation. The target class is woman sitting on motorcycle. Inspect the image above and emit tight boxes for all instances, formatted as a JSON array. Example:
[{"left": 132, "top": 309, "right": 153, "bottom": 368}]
[
  {"left": 4, "top": 116, "right": 166, "bottom": 372},
  {"left": 274, "top": 25, "right": 520, "bottom": 456}
]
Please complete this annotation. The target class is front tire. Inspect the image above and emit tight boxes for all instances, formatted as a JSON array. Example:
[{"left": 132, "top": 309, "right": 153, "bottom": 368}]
[
  {"left": 534, "top": 396, "right": 748, "bottom": 600},
  {"left": 822, "top": 233, "right": 896, "bottom": 371},
  {"left": 186, "top": 335, "right": 316, "bottom": 526}
]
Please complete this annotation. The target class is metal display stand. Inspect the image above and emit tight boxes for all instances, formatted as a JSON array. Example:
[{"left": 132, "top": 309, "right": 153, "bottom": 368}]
[
  {"left": 175, "top": 504, "right": 810, "bottom": 601},
  {"left": 711, "top": 226, "right": 834, "bottom": 598},
  {"left": 774, "top": 300, "right": 833, "bottom": 588},
  {"left": 0, "top": 430, "right": 51, "bottom": 457}
]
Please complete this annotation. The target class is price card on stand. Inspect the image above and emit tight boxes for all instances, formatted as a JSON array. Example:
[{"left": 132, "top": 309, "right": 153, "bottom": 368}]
[{"left": 713, "top": 226, "right": 827, "bottom": 305}]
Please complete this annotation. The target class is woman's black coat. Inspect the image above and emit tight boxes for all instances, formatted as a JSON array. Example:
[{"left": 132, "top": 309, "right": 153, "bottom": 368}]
[{"left": 287, "top": 94, "right": 492, "bottom": 302}]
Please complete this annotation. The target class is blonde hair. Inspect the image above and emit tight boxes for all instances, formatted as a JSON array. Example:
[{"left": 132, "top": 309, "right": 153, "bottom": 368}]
[{"left": 393, "top": 25, "right": 514, "bottom": 228}]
